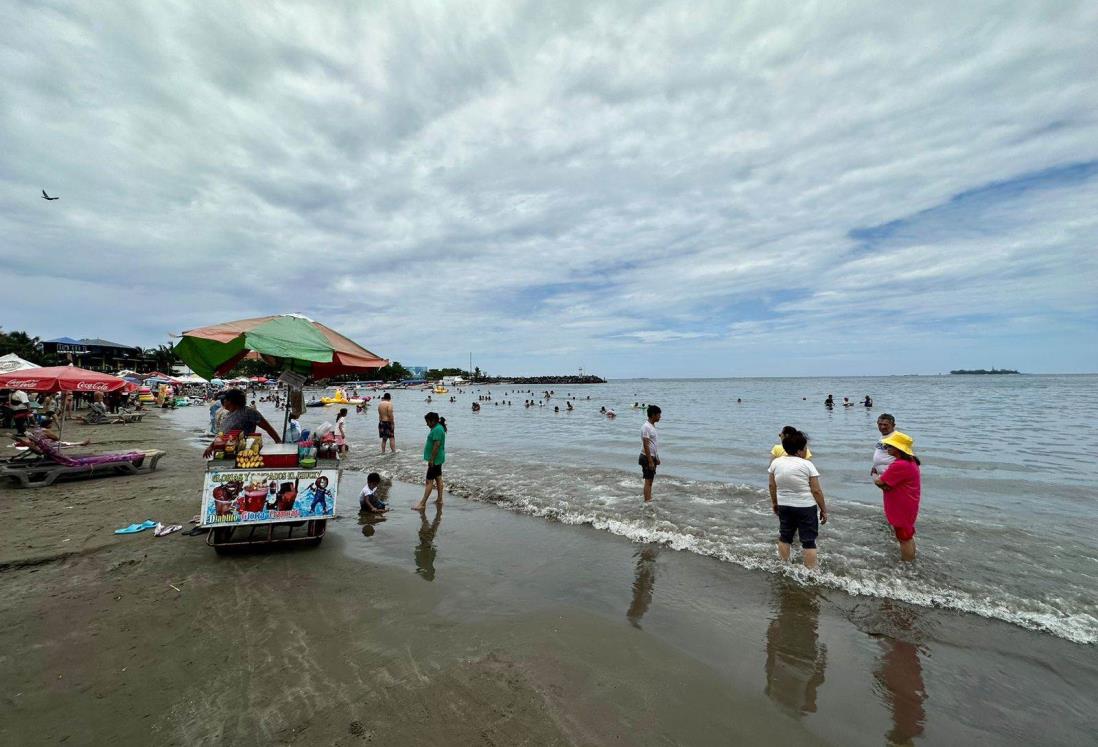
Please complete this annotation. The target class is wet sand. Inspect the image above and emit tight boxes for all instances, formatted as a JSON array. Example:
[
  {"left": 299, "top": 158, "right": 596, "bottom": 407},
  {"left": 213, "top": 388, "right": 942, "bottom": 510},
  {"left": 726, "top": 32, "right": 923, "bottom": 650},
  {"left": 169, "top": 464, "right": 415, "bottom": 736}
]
[{"left": 0, "top": 414, "right": 1094, "bottom": 745}]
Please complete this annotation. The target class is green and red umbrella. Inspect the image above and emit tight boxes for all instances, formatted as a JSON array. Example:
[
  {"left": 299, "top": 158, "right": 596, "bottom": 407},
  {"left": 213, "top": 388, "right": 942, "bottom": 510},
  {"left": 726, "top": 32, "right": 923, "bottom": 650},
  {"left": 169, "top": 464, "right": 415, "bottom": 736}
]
[{"left": 174, "top": 314, "right": 387, "bottom": 381}]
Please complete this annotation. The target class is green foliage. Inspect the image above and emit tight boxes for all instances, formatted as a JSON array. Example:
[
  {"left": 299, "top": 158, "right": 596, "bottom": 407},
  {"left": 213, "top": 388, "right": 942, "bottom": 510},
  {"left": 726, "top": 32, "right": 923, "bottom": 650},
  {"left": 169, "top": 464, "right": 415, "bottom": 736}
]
[
  {"left": 144, "top": 343, "right": 179, "bottom": 371},
  {"left": 0, "top": 331, "right": 45, "bottom": 364},
  {"left": 426, "top": 367, "right": 469, "bottom": 380},
  {"left": 226, "top": 359, "right": 279, "bottom": 378},
  {"left": 375, "top": 361, "right": 413, "bottom": 382}
]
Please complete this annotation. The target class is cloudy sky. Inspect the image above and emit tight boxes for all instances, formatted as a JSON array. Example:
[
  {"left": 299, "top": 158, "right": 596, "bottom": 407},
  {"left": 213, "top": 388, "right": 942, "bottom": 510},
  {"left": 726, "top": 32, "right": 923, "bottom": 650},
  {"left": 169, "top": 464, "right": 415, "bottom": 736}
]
[{"left": 2, "top": 1, "right": 1096, "bottom": 376}]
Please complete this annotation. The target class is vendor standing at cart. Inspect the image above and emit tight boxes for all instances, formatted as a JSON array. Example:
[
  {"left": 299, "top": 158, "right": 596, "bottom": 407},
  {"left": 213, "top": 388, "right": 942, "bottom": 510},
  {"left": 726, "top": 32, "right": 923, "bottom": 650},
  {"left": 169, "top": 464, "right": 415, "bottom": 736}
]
[{"left": 204, "top": 389, "right": 281, "bottom": 457}]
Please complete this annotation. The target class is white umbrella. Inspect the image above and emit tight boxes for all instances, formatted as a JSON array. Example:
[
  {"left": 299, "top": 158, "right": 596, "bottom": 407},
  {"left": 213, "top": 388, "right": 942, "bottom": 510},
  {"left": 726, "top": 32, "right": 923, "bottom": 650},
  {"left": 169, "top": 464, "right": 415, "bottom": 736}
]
[{"left": 0, "top": 354, "right": 41, "bottom": 373}]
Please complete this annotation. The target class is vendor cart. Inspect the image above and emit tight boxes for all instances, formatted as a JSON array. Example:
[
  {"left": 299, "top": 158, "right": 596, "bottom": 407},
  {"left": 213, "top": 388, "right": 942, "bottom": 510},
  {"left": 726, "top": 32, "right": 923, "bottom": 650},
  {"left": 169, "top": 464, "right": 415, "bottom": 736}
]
[
  {"left": 174, "top": 314, "right": 388, "bottom": 554},
  {"left": 201, "top": 440, "right": 342, "bottom": 552}
]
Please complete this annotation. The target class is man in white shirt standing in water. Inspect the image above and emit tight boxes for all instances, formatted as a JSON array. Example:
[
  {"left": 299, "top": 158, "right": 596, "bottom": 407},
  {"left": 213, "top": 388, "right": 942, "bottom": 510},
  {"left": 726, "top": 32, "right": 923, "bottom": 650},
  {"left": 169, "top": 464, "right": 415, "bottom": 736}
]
[
  {"left": 871, "top": 413, "right": 897, "bottom": 477},
  {"left": 640, "top": 405, "right": 661, "bottom": 502}
]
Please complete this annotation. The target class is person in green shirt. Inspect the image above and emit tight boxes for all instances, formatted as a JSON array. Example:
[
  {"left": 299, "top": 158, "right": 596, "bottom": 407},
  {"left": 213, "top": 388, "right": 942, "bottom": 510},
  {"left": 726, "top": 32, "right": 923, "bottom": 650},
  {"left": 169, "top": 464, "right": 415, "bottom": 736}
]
[{"left": 413, "top": 412, "right": 447, "bottom": 511}]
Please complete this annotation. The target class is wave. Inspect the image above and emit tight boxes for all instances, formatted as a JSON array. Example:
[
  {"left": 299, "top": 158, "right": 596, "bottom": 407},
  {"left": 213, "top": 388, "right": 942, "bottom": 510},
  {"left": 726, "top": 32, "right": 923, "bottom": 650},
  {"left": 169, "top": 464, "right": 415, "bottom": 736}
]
[{"left": 375, "top": 454, "right": 1097, "bottom": 646}]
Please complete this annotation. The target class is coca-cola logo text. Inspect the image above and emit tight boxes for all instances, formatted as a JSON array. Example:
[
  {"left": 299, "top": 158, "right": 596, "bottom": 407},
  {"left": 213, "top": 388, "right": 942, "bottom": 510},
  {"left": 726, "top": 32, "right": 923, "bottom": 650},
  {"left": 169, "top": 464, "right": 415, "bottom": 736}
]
[
  {"left": 4, "top": 379, "right": 39, "bottom": 388},
  {"left": 76, "top": 382, "right": 113, "bottom": 391}
]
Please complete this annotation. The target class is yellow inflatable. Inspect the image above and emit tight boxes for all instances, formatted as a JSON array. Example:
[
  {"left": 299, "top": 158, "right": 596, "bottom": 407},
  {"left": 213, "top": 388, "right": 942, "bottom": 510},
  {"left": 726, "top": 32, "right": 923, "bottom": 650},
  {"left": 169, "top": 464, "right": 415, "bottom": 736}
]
[
  {"left": 319, "top": 388, "right": 366, "bottom": 406},
  {"left": 434, "top": 385, "right": 448, "bottom": 394}
]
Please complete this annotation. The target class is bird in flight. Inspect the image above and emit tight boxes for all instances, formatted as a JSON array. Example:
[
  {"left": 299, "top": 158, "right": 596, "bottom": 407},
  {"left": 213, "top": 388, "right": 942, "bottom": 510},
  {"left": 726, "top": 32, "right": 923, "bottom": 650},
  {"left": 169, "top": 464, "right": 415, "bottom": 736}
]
[{"left": 41, "top": 190, "right": 59, "bottom": 200}]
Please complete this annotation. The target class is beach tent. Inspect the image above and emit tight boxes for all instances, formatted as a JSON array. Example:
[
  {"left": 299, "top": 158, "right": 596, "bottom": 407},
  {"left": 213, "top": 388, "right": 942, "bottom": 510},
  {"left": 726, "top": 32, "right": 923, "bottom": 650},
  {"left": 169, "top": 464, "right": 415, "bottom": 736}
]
[{"left": 0, "top": 354, "right": 41, "bottom": 373}]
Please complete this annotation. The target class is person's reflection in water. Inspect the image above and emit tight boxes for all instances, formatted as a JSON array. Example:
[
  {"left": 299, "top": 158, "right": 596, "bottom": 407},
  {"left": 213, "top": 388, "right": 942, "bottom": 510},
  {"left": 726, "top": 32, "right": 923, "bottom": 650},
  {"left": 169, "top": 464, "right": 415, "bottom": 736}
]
[
  {"left": 764, "top": 579, "right": 827, "bottom": 715},
  {"left": 626, "top": 545, "right": 659, "bottom": 628},
  {"left": 873, "top": 602, "right": 927, "bottom": 745},
  {"left": 359, "top": 511, "right": 387, "bottom": 538},
  {"left": 414, "top": 507, "right": 443, "bottom": 581}
]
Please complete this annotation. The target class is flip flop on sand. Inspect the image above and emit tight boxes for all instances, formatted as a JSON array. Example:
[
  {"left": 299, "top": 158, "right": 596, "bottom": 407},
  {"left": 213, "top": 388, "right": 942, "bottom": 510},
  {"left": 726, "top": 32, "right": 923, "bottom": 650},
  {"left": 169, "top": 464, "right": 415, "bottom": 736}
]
[
  {"left": 114, "top": 520, "right": 157, "bottom": 535},
  {"left": 154, "top": 524, "right": 183, "bottom": 537},
  {"left": 189, "top": 515, "right": 201, "bottom": 524},
  {"left": 183, "top": 526, "right": 210, "bottom": 536}
]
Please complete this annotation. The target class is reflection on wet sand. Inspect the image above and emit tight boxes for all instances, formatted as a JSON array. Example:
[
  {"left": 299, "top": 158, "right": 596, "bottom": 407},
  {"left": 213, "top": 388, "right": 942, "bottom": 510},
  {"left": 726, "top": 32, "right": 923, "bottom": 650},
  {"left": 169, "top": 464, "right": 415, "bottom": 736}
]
[
  {"left": 873, "top": 602, "right": 926, "bottom": 745},
  {"left": 626, "top": 545, "right": 659, "bottom": 628},
  {"left": 415, "top": 507, "right": 443, "bottom": 581},
  {"left": 764, "top": 579, "right": 827, "bottom": 715},
  {"left": 358, "top": 512, "right": 387, "bottom": 537}
]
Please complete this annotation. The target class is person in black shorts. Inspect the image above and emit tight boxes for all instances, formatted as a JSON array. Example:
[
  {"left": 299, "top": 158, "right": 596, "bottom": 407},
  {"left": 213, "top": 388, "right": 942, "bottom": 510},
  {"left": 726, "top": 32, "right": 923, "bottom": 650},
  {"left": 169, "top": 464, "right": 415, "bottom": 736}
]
[
  {"left": 767, "top": 430, "right": 828, "bottom": 569},
  {"left": 413, "top": 412, "right": 447, "bottom": 511},
  {"left": 639, "top": 405, "right": 661, "bottom": 502}
]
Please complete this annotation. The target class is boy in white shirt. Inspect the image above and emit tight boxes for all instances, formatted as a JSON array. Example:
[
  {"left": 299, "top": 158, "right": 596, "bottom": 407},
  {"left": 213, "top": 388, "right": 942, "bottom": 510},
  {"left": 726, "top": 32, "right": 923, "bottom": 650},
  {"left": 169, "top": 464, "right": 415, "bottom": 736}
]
[
  {"left": 359, "top": 472, "right": 389, "bottom": 513},
  {"left": 768, "top": 430, "right": 828, "bottom": 569},
  {"left": 639, "top": 405, "right": 662, "bottom": 502}
]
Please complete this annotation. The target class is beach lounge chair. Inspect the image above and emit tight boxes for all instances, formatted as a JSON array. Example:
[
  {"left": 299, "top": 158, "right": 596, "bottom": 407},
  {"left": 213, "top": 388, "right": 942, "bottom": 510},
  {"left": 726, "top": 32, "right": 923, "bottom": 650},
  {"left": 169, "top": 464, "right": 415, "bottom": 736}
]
[
  {"left": 77, "top": 410, "right": 144, "bottom": 424},
  {"left": 0, "top": 430, "right": 165, "bottom": 488}
]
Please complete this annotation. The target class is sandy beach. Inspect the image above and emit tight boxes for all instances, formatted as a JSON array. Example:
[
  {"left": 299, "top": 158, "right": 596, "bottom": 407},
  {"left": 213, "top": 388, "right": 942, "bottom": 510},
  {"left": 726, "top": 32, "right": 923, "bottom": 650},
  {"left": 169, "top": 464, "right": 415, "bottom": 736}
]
[{"left": 1, "top": 412, "right": 1094, "bottom": 745}]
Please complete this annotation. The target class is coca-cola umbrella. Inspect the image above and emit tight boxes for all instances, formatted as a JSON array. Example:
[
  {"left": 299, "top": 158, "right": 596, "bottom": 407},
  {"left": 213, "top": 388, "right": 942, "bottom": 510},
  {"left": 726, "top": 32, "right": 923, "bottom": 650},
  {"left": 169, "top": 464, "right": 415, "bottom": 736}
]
[
  {"left": 0, "top": 365, "right": 135, "bottom": 437},
  {"left": 0, "top": 365, "right": 133, "bottom": 394}
]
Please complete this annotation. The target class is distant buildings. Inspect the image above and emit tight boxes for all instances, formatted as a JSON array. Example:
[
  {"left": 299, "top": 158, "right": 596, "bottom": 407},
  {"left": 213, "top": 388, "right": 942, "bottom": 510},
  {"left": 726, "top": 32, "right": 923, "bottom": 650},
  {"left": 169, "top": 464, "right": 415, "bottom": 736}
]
[{"left": 38, "top": 337, "right": 152, "bottom": 372}]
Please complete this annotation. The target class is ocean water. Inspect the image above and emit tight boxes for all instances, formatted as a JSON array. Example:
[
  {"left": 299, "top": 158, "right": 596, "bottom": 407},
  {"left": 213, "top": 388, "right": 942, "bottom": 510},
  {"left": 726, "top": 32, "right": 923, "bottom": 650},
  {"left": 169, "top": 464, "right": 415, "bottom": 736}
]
[{"left": 173, "top": 375, "right": 1098, "bottom": 645}]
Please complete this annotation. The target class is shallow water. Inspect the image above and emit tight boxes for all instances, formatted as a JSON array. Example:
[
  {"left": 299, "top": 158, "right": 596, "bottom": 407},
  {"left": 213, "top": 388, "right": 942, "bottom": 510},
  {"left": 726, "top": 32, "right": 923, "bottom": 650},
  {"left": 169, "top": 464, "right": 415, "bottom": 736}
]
[{"left": 172, "top": 374, "right": 1098, "bottom": 644}]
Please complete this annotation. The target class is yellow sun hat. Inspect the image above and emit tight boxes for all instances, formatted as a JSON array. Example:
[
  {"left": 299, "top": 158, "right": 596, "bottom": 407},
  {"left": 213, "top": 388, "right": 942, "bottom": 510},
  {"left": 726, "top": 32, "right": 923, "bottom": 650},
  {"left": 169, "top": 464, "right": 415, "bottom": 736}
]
[{"left": 880, "top": 431, "right": 915, "bottom": 456}]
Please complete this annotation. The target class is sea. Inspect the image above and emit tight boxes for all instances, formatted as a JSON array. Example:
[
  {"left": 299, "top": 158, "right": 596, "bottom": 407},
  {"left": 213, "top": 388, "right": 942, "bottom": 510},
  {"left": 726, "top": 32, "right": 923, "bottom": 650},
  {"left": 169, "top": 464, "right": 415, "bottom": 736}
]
[{"left": 172, "top": 375, "right": 1098, "bottom": 645}]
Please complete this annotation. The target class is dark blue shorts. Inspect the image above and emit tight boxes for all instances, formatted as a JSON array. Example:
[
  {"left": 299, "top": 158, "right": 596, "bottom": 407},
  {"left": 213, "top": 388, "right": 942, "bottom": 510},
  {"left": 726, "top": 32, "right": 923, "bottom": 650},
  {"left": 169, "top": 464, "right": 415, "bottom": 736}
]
[{"left": 777, "top": 505, "right": 819, "bottom": 549}]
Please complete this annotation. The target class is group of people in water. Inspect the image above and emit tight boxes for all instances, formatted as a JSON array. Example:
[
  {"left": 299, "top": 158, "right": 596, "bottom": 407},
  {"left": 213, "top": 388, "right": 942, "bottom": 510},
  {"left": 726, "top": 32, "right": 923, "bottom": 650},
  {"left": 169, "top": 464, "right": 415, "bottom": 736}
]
[
  {"left": 637, "top": 403, "right": 920, "bottom": 565},
  {"left": 765, "top": 412, "right": 920, "bottom": 565},
  {"left": 349, "top": 387, "right": 922, "bottom": 567},
  {"left": 824, "top": 393, "right": 872, "bottom": 408}
]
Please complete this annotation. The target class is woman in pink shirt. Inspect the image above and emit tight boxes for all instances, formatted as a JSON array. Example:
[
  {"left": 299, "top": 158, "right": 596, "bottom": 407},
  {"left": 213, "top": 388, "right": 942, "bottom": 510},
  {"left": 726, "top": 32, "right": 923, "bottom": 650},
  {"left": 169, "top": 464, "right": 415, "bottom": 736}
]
[{"left": 873, "top": 432, "right": 921, "bottom": 562}]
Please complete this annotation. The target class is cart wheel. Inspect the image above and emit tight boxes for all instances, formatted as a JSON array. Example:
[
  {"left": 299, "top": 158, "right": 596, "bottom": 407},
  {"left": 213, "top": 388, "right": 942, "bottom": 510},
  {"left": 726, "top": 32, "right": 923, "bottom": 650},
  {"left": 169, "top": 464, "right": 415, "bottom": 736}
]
[
  {"left": 307, "top": 536, "right": 323, "bottom": 547},
  {"left": 308, "top": 520, "right": 327, "bottom": 537},
  {"left": 213, "top": 527, "right": 233, "bottom": 545},
  {"left": 214, "top": 544, "right": 232, "bottom": 555}
]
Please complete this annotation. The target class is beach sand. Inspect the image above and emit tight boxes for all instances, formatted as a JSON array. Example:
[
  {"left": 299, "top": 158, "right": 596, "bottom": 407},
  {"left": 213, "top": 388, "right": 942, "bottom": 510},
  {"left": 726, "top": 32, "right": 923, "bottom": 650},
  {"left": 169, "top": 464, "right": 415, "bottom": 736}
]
[{"left": 0, "top": 413, "right": 1094, "bottom": 745}]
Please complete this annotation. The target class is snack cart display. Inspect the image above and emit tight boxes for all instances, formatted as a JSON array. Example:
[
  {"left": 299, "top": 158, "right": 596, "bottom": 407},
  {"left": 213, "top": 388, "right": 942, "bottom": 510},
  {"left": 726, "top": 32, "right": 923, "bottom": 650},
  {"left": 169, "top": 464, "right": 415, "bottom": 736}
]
[
  {"left": 174, "top": 314, "right": 388, "bottom": 553},
  {"left": 201, "top": 433, "right": 341, "bottom": 551}
]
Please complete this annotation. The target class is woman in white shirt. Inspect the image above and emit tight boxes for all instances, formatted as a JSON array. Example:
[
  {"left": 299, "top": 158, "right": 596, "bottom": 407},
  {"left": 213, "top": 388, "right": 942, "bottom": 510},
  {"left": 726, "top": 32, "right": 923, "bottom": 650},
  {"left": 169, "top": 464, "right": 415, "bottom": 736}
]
[{"left": 767, "top": 430, "right": 828, "bottom": 569}]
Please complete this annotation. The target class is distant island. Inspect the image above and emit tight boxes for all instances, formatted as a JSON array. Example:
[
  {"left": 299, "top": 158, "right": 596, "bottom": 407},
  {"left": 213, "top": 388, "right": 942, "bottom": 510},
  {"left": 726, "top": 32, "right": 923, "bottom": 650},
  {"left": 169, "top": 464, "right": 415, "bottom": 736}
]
[
  {"left": 949, "top": 368, "right": 1020, "bottom": 375},
  {"left": 483, "top": 374, "right": 606, "bottom": 385}
]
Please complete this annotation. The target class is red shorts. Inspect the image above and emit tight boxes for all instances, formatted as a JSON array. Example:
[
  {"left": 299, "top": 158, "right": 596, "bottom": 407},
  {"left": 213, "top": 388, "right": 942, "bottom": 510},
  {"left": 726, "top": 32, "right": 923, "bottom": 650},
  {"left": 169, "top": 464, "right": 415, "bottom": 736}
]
[{"left": 893, "top": 525, "right": 916, "bottom": 541}]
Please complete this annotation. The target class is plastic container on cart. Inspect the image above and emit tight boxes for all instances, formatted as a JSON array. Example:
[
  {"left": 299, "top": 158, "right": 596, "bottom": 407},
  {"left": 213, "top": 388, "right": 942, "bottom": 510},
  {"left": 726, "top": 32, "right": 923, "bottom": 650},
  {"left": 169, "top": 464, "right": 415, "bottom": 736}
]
[{"left": 262, "top": 444, "right": 299, "bottom": 468}]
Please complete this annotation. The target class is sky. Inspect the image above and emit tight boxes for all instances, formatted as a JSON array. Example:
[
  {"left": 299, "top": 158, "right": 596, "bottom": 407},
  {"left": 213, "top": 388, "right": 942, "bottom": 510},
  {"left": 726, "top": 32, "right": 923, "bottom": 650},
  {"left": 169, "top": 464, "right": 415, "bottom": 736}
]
[{"left": 1, "top": 1, "right": 1096, "bottom": 377}]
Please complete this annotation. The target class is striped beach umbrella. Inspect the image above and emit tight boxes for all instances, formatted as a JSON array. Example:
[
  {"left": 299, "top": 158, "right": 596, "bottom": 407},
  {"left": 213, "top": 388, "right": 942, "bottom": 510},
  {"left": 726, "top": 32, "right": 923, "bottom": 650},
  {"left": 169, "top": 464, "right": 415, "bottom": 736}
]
[{"left": 174, "top": 314, "right": 387, "bottom": 381}]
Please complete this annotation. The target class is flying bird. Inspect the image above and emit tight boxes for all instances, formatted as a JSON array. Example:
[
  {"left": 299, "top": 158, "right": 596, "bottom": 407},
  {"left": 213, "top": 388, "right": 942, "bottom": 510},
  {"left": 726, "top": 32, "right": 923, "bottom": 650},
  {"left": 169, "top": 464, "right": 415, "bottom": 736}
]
[{"left": 41, "top": 190, "right": 60, "bottom": 200}]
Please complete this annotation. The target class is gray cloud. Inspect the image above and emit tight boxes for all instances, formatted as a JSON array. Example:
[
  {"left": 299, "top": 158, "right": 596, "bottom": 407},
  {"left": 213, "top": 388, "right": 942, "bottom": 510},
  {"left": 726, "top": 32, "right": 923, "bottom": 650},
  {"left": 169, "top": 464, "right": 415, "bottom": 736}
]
[{"left": 1, "top": 1, "right": 1096, "bottom": 376}]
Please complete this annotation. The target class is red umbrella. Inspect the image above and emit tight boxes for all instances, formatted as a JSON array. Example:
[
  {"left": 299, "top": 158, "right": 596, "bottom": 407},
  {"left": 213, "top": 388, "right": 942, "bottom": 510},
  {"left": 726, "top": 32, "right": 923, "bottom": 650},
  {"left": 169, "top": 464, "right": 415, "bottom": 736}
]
[
  {"left": 0, "top": 365, "right": 134, "bottom": 438},
  {"left": 0, "top": 365, "right": 134, "bottom": 393}
]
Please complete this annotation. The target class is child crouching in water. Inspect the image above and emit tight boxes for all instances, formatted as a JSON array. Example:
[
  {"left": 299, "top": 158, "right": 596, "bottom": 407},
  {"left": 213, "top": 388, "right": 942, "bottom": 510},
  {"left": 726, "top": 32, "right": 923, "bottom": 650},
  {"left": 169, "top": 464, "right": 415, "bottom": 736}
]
[{"left": 359, "top": 472, "right": 390, "bottom": 513}]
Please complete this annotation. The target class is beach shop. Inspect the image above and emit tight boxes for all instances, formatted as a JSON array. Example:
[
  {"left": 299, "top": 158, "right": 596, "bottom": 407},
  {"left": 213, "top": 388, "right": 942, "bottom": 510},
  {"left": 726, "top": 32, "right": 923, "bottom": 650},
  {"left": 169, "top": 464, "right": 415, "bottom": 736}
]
[{"left": 174, "top": 314, "right": 387, "bottom": 553}]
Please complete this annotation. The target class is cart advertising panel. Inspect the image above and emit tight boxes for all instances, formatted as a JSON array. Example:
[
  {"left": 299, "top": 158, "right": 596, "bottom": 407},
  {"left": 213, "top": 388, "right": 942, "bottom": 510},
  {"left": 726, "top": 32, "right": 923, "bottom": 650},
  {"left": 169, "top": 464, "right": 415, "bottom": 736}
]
[{"left": 201, "top": 468, "right": 339, "bottom": 527}]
